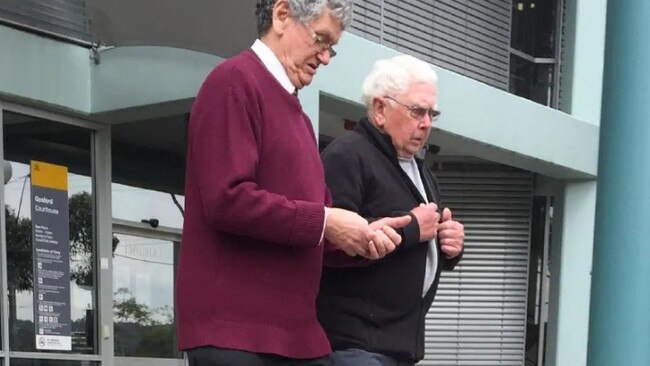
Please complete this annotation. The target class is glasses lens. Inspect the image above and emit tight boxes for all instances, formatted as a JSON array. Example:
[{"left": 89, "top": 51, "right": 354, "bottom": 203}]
[
  {"left": 317, "top": 39, "right": 336, "bottom": 57},
  {"left": 411, "top": 108, "right": 427, "bottom": 119}
]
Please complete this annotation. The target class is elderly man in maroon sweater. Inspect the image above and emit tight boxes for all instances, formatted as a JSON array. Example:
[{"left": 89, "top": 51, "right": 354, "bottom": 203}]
[{"left": 177, "top": 1, "right": 411, "bottom": 365}]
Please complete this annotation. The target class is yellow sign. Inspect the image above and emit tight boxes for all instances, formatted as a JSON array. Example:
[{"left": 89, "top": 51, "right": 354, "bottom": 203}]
[{"left": 30, "top": 161, "right": 68, "bottom": 191}]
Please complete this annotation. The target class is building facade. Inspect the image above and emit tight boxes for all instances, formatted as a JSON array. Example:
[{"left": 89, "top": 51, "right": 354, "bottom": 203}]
[{"left": 0, "top": 0, "right": 628, "bottom": 365}]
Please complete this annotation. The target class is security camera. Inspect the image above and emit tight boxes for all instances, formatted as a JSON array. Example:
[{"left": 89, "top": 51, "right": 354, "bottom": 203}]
[{"left": 141, "top": 218, "right": 160, "bottom": 228}]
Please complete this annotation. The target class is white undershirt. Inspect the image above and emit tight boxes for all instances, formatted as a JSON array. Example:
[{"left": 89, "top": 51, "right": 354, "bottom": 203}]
[{"left": 398, "top": 157, "right": 439, "bottom": 297}]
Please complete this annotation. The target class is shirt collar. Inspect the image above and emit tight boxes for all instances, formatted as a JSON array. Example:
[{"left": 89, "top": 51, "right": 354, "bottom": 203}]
[{"left": 251, "top": 39, "right": 296, "bottom": 95}]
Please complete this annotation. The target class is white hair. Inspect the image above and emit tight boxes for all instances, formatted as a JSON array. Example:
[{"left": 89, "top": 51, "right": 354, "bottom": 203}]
[{"left": 361, "top": 55, "right": 438, "bottom": 111}]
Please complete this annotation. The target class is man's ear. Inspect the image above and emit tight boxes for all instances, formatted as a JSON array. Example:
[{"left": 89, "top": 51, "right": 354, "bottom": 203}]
[
  {"left": 372, "top": 97, "right": 387, "bottom": 127},
  {"left": 271, "top": 0, "right": 291, "bottom": 36}
]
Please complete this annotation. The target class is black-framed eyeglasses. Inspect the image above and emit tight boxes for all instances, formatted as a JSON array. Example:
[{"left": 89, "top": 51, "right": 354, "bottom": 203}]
[
  {"left": 384, "top": 96, "right": 441, "bottom": 121},
  {"left": 304, "top": 23, "right": 337, "bottom": 58}
]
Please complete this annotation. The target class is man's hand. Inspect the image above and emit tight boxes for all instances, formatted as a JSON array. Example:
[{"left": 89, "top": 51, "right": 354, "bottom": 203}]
[
  {"left": 438, "top": 207, "right": 464, "bottom": 258},
  {"left": 364, "top": 215, "right": 412, "bottom": 259},
  {"left": 411, "top": 203, "right": 440, "bottom": 242},
  {"left": 324, "top": 208, "right": 371, "bottom": 257},
  {"left": 325, "top": 210, "right": 412, "bottom": 260}
]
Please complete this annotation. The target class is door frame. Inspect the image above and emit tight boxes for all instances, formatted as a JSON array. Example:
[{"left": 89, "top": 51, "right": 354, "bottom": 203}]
[{"left": 0, "top": 100, "right": 108, "bottom": 365}]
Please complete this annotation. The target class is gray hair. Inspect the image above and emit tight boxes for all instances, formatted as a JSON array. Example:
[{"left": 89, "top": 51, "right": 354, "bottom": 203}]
[
  {"left": 362, "top": 55, "right": 439, "bottom": 112},
  {"left": 255, "top": 0, "right": 352, "bottom": 36}
]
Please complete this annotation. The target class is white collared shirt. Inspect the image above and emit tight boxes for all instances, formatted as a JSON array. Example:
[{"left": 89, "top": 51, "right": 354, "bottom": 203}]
[{"left": 251, "top": 39, "right": 296, "bottom": 95}]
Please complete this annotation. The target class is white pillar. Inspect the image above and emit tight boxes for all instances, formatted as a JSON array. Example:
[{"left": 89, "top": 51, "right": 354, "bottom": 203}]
[
  {"left": 559, "top": 0, "right": 608, "bottom": 125},
  {"left": 299, "top": 87, "right": 321, "bottom": 139},
  {"left": 546, "top": 181, "right": 597, "bottom": 366}
]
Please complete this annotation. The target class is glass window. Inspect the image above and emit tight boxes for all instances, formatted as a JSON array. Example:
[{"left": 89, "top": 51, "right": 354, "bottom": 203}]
[
  {"left": 111, "top": 185, "right": 184, "bottom": 229},
  {"left": 111, "top": 115, "right": 187, "bottom": 229},
  {"left": 510, "top": 0, "right": 560, "bottom": 107},
  {"left": 511, "top": 0, "right": 558, "bottom": 57},
  {"left": 10, "top": 360, "right": 98, "bottom": 366},
  {"left": 112, "top": 233, "right": 179, "bottom": 358},
  {"left": 509, "top": 54, "right": 555, "bottom": 106},
  {"left": 3, "top": 111, "right": 96, "bottom": 353}
]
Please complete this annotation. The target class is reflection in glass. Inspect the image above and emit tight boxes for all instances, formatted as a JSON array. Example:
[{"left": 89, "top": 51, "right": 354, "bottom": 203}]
[
  {"left": 111, "top": 184, "right": 184, "bottom": 229},
  {"left": 3, "top": 111, "right": 96, "bottom": 353},
  {"left": 509, "top": 54, "right": 555, "bottom": 107},
  {"left": 113, "top": 233, "right": 177, "bottom": 358},
  {"left": 511, "top": 0, "right": 558, "bottom": 58},
  {"left": 111, "top": 114, "right": 187, "bottom": 229}
]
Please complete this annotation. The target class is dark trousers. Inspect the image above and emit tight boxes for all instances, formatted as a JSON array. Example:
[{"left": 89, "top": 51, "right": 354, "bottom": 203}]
[
  {"left": 328, "top": 349, "right": 414, "bottom": 366},
  {"left": 187, "top": 346, "right": 332, "bottom": 366}
]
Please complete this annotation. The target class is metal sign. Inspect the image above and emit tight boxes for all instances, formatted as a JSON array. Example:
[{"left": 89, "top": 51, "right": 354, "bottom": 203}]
[{"left": 30, "top": 160, "right": 72, "bottom": 351}]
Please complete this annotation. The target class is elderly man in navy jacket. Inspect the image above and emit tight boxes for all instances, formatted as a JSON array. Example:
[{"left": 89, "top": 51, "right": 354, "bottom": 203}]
[{"left": 317, "top": 55, "right": 466, "bottom": 366}]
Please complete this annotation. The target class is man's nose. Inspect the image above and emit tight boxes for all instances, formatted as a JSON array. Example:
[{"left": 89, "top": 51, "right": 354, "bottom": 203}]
[
  {"left": 420, "top": 114, "right": 433, "bottom": 128},
  {"left": 317, "top": 50, "right": 331, "bottom": 65}
]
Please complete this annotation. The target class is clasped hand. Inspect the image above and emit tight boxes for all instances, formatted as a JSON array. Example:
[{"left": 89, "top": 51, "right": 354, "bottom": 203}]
[
  {"left": 324, "top": 208, "right": 411, "bottom": 260},
  {"left": 412, "top": 203, "right": 464, "bottom": 259}
]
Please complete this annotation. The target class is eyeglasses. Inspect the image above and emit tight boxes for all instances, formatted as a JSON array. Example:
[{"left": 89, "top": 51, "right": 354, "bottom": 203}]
[
  {"left": 384, "top": 96, "right": 441, "bottom": 121},
  {"left": 304, "top": 23, "right": 337, "bottom": 58}
]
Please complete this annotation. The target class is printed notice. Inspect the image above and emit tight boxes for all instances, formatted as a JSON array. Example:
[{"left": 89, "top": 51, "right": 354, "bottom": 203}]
[{"left": 30, "top": 161, "right": 72, "bottom": 351}]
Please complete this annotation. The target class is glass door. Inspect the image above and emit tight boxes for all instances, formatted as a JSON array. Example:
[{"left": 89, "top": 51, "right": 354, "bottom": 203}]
[
  {"left": 1, "top": 106, "right": 104, "bottom": 366},
  {"left": 112, "top": 220, "right": 183, "bottom": 366}
]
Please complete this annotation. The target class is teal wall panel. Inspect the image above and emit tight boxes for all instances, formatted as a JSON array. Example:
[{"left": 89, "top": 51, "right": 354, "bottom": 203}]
[{"left": 0, "top": 24, "right": 90, "bottom": 113}]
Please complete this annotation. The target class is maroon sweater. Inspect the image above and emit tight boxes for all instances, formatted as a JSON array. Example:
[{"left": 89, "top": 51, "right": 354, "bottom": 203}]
[{"left": 176, "top": 49, "right": 331, "bottom": 358}]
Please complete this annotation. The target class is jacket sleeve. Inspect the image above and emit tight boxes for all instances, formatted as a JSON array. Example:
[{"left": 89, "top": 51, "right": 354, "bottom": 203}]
[
  {"left": 322, "top": 246, "right": 371, "bottom": 267},
  {"left": 320, "top": 140, "right": 370, "bottom": 266},
  {"left": 320, "top": 139, "right": 364, "bottom": 214},
  {"left": 188, "top": 77, "right": 324, "bottom": 248},
  {"left": 442, "top": 247, "right": 464, "bottom": 270},
  {"left": 394, "top": 213, "right": 423, "bottom": 250},
  {"left": 381, "top": 163, "right": 432, "bottom": 250},
  {"left": 321, "top": 138, "right": 422, "bottom": 267}
]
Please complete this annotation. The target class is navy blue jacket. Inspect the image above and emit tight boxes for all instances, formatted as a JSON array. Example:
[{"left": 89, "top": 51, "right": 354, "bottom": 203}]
[{"left": 317, "top": 118, "right": 461, "bottom": 363}]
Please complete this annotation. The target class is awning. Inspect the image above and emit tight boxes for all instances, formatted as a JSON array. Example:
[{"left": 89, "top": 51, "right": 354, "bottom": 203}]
[{"left": 88, "top": 0, "right": 258, "bottom": 57}]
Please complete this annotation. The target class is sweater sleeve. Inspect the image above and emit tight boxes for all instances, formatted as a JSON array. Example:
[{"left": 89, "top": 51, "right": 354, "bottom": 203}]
[{"left": 188, "top": 81, "right": 324, "bottom": 248}]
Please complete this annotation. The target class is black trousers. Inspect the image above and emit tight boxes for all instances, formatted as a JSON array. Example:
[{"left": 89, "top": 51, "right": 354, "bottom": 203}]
[{"left": 187, "top": 346, "right": 332, "bottom": 366}]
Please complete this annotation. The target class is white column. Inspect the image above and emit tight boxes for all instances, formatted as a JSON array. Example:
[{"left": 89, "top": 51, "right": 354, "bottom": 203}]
[
  {"left": 546, "top": 181, "right": 597, "bottom": 366},
  {"left": 559, "top": 0, "right": 608, "bottom": 125},
  {"left": 299, "top": 87, "right": 321, "bottom": 139}
]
